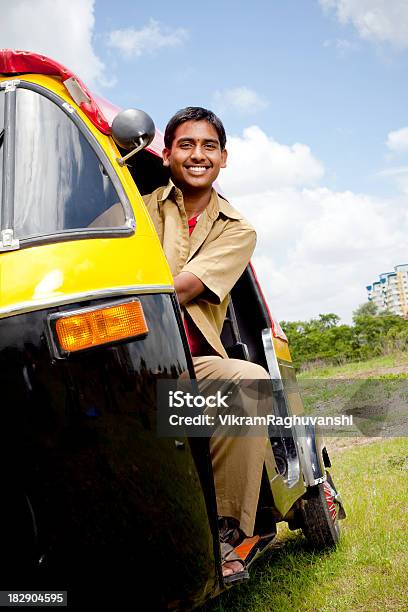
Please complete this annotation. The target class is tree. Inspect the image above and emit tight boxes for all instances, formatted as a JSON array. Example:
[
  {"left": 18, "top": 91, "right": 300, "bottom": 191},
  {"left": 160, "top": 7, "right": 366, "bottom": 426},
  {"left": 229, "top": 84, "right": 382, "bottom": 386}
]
[
  {"left": 352, "top": 301, "right": 378, "bottom": 323},
  {"left": 281, "top": 306, "right": 408, "bottom": 370},
  {"left": 317, "top": 313, "right": 340, "bottom": 329}
]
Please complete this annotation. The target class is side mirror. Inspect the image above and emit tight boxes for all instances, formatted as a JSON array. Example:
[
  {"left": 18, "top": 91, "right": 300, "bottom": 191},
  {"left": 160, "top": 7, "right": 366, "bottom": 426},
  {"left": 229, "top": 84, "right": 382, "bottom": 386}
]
[{"left": 111, "top": 109, "right": 156, "bottom": 166}]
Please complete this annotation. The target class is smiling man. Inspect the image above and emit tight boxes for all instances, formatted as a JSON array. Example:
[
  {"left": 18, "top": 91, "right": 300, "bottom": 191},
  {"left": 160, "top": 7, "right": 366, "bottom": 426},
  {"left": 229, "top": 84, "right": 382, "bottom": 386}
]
[{"left": 143, "top": 107, "right": 271, "bottom": 583}]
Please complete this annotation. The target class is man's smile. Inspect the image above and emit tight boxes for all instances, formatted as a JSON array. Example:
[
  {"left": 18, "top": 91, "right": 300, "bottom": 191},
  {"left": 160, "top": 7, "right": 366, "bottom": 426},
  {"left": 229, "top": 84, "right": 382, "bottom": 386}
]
[{"left": 185, "top": 165, "right": 211, "bottom": 175}]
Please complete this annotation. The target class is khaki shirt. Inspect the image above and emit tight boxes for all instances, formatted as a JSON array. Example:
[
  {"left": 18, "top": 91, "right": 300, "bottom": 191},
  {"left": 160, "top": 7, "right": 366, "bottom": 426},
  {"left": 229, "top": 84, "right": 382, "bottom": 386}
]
[{"left": 143, "top": 180, "right": 256, "bottom": 357}]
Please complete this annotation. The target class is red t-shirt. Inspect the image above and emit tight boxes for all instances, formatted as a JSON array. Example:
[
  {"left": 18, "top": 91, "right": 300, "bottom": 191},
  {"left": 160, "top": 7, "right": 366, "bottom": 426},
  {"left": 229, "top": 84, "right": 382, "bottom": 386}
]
[{"left": 183, "top": 215, "right": 212, "bottom": 356}]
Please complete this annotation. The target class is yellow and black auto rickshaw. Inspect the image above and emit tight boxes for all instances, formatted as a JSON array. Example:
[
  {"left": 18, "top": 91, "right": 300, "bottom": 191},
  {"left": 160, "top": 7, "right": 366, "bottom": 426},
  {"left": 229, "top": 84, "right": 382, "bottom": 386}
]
[{"left": 0, "top": 50, "right": 345, "bottom": 609}]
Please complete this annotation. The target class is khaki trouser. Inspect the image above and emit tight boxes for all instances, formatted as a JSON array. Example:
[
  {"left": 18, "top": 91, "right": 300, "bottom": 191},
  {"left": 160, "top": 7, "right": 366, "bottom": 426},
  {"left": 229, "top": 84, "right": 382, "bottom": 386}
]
[{"left": 193, "top": 356, "right": 271, "bottom": 537}]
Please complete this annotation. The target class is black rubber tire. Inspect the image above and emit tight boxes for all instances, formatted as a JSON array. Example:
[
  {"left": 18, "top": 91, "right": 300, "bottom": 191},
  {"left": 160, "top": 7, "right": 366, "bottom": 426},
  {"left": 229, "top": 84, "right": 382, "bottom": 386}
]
[{"left": 300, "top": 474, "right": 340, "bottom": 550}]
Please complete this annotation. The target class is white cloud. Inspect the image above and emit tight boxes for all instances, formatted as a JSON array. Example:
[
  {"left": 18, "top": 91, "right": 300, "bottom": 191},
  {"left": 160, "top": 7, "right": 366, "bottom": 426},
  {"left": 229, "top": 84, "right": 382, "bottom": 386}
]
[
  {"left": 231, "top": 187, "right": 408, "bottom": 322},
  {"left": 213, "top": 87, "right": 269, "bottom": 115},
  {"left": 386, "top": 127, "right": 408, "bottom": 153},
  {"left": 108, "top": 19, "right": 188, "bottom": 58},
  {"left": 320, "top": 0, "right": 408, "bottom": 48},
  {"left": 219, "top": 128, "right": 407, "bottom": 322},
  {"left": 221, "top": 126, "right": 324, "bottom": 196},
  {"left": 0, "top": 0, "right": 106, "bottom": 87}
]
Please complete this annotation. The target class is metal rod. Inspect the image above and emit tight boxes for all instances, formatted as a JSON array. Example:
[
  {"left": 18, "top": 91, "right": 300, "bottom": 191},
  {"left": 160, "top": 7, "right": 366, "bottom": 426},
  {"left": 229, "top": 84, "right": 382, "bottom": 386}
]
[
  {"left": 116, "top": 138, "right": 146, "bottom": 167},
  {"left": 227, "top": 299, "right": 243, "bottom": 344}
]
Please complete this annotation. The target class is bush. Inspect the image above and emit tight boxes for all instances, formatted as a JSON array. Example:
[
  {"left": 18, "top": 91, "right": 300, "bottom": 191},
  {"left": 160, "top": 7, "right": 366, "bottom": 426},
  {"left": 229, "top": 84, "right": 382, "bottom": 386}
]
[{"left": 280, "top": 304, "right": 408, "bottom": 370}]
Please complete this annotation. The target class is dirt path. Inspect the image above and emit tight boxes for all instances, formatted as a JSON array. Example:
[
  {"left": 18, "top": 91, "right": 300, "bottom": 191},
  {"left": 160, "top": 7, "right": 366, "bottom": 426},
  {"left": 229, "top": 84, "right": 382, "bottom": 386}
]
[
  {"left": 328, "top": 435, "right": 385, "bottom": 453},
  {"left": 333, "top": 364, "right": 408, "bottom": 379},
  {"left": 303, "top": 361, "right": 408, "bottom": 454}
]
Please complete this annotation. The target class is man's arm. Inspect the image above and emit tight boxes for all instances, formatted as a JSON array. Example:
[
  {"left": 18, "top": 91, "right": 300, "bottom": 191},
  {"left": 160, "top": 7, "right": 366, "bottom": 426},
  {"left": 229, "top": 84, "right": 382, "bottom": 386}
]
[
  {"left": 181, "top": 220, "right": 257, "bottom": 305},
  {"left": 174, "top": 272, "right": 205, "bottom": 306}
]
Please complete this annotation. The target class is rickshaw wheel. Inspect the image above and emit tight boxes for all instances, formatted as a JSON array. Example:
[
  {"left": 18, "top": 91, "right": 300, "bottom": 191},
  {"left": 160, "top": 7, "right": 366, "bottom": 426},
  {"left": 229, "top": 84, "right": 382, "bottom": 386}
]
[{"left": 300, "top": 472, "right": 340, "bottom": 550}]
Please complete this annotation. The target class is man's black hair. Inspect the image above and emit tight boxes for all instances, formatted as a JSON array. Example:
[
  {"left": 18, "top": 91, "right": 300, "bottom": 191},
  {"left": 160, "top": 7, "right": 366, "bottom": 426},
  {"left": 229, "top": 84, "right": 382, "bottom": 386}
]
[{"left": 164, "top": 107, "right": 227, "bottom": 150}]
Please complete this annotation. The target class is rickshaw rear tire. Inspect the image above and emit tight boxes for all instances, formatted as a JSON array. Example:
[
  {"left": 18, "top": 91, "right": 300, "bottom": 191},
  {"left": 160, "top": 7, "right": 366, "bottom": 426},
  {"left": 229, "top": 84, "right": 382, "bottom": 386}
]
[{"left": 300, "top": 475, "right": 340, "bottom": 550}]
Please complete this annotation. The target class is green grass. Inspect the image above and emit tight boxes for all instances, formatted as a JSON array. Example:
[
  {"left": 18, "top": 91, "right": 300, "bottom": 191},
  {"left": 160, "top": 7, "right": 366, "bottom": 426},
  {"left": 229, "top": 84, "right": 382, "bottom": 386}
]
[
  {"left": 298, "top": 352, "right": 408, "bottom": 380},
  {"left": 204, "top": 438, "right": 408, "bottom": 611}
]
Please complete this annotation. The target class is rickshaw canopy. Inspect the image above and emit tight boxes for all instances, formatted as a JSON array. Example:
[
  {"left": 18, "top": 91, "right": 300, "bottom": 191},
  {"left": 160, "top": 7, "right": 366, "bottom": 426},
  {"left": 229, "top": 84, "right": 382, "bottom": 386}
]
[{"left": 0, "top": 49, "right": 164, "bottom": 155}]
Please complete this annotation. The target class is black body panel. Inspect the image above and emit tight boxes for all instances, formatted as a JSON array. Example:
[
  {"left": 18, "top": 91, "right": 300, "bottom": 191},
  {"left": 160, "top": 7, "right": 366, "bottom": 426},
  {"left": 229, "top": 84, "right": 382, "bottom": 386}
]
[{"left": 0, "top": 294, "right": 219, "bottom": 609}]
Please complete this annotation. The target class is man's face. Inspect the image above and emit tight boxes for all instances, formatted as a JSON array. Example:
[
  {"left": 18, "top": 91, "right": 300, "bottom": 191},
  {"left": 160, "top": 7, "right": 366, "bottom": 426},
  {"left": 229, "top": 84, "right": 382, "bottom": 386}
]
[{"left": 162, "top": 120, "right": 227, "bottom": 192}]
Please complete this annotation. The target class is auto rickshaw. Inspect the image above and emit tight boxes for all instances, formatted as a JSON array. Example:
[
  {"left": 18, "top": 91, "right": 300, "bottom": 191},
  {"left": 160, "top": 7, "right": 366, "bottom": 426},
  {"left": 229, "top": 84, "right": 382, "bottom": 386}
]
[{"left": 0, "top": 50, "right": 345, "bottom": 609}]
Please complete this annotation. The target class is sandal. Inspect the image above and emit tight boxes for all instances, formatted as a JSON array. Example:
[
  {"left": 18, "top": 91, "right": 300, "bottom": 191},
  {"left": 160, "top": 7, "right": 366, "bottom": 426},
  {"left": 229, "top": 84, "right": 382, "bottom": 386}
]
[{"left": 221, "top": 542, "right": 249, "bottom": 585}]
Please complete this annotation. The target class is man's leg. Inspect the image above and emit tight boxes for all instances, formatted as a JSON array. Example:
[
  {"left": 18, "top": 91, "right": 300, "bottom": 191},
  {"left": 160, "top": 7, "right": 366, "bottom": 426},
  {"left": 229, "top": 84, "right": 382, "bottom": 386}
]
[{"left": 192, "top": 356, "right": 271, "bottom": 538}]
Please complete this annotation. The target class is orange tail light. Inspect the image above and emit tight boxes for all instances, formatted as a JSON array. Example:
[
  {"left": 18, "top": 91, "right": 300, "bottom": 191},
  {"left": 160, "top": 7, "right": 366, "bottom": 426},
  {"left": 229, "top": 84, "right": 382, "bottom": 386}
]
[{"left": 54, "top": 299, "right": 148, "bottom": 354}]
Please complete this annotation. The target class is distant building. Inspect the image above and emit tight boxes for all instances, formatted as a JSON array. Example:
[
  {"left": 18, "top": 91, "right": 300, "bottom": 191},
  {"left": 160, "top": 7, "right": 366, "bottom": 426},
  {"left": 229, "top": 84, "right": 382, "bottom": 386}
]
[{"left": 366, "top": 264, "right": 408, "bottom": 317}]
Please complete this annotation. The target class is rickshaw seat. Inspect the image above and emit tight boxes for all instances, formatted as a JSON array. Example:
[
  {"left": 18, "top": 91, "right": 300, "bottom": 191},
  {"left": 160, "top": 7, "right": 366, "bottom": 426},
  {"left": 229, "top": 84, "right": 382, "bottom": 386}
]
[{"left": 88, "top": 202, "right": 125, "bottom": 227}]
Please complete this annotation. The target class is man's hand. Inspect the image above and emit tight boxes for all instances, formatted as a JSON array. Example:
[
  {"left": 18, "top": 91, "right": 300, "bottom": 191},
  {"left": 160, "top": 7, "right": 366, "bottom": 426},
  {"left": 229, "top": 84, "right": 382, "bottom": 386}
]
[{"left": 174, "top": 272, "right": 205, "bottom": 306}]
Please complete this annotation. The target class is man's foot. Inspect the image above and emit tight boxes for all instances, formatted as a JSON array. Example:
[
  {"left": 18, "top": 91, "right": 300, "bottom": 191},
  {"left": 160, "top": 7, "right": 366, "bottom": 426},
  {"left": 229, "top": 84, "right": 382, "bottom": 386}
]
[
  {"left": 220, "top": 542, "right": 249, "bottom": 583},
  {"left": 222, "top": 558, "right": 245, "bottom": 577}
]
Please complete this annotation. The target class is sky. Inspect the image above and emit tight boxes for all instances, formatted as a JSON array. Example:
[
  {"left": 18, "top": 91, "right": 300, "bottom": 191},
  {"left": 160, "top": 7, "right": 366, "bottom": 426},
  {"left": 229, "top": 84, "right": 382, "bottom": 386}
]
[{"left": 1, "top": 0, "right": 408, "bottom": 323}]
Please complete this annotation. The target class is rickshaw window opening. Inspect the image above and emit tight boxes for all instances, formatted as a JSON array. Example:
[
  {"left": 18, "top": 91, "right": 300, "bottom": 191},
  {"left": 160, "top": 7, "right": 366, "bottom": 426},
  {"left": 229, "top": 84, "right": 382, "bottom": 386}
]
[
  {"left": 2, "top": 81, "right": 135, "bottom": 243},
  {"left": 18, "top": 82, "right": 135, "bottom": 228}
]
